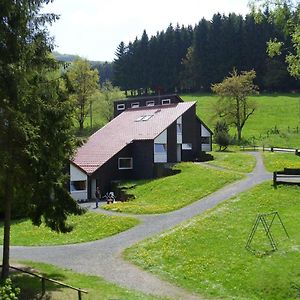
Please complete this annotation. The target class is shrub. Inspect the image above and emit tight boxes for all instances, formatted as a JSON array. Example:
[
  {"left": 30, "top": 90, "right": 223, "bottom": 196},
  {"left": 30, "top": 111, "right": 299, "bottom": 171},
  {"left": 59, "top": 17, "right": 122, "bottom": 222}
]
[
  {"left": 0, "top": 278, "right": 20, "bottom": 300},
  {"left": 214, "top": 120, "right": 231, "bottom": 151}
]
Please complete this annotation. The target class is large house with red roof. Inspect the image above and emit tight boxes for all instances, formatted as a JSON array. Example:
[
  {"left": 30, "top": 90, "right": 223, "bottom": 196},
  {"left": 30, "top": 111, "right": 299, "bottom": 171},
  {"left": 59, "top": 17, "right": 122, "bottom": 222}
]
[{"left": 70, "top": 95, "right": 212, "bottom": 201}]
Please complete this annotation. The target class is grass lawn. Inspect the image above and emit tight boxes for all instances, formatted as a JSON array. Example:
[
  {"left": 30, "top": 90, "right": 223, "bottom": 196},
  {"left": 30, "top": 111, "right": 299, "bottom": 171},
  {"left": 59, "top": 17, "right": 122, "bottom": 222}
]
[
  {"left": 10, "top": 261, "right": 163, "bottom": 300},
  {"left": 181, "top": 93, "right": 300, "bottom": 148},
  {"left": 103, "top": 162, "right": 243, "bottom": 214},
  {"left": 125, "top": 182, "right": 300, "bottom": 300},
  {"left": 263, "top": 152, "right": 300, "bottom": 172},
  {"left": 207, "top": 150, "right": 257, "bottom": 173},
  {"left": 0, "top": 212, "right": 139, "bottom": 246}
]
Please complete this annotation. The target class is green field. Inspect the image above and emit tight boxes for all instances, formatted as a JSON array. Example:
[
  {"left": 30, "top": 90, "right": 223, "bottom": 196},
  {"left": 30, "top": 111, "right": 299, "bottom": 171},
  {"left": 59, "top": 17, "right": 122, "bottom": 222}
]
[
  {"left": 125, "top": 182, "right": 300, "bottom": 300},
  {"left": 182, "top": 93, "right": 300, "bottom": 148},
  {"left": 0, "top": 212, "right": 139, "bottom": 246},
  {"left": 263, "top": 152, "right": 300, "bottom": 172},
  {"left": 11, "top": 261, "right": 162, "bottom": 300},
  {"left": 102, "top": 162, "right": 243, "bottom": 214},
  {"left": 207, "top": 150, "right": 257, "bottom": 173}
]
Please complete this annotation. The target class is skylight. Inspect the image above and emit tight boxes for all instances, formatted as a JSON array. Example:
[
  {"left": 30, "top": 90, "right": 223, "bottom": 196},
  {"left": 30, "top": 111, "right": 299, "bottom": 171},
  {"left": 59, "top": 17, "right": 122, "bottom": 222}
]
[{"left": 135, "top": 115, "right": 153, "bottom": 122}]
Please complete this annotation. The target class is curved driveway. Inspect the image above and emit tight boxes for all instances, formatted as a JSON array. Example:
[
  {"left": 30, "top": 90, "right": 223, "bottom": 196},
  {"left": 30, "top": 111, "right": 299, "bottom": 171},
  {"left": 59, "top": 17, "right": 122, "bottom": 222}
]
[{"left": 7, "top": 152, "right": 271, "bottom": 299}]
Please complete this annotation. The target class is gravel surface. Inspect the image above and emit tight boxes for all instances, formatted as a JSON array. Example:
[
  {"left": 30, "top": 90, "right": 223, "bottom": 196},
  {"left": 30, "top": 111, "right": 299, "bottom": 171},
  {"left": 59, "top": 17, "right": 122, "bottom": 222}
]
[{"left": 6, "top": 152, "right": 271, "bottom": 299}]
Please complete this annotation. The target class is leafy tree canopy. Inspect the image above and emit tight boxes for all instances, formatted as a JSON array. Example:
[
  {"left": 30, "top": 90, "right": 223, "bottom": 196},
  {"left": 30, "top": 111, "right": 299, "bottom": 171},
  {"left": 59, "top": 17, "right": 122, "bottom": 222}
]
[
  {"left": 66, "top": 58, "right": 99, "bottom": 130},
  {"left": 249, "top": 0, "right": 300, "bottom": 77},
  {"left": 212, "top": 69, "right": 259, "bottom": 142},
  {"left": 0, "top": 0, "right": 83, "bottom": 279}
]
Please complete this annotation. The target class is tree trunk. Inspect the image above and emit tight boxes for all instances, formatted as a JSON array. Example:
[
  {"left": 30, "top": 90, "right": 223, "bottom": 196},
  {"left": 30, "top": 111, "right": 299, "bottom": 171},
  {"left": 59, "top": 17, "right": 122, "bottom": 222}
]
[
  {"left": 79, "top": 120, "right": 84, "bottom": 130},
  {"left": 1, "top": 172, "right": 13, "bottom": 280},
  {"left": 237, "top": 126, "right": 242, "bottom": 142}
]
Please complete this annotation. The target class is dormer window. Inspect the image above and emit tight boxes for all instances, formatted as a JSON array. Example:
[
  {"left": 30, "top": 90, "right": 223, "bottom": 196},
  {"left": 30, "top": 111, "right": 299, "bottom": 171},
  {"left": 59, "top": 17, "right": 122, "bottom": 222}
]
[
  {"left": 146, "top": 100, "right": 155, "bottom": 106},
  {"left": 117, "top": 103, "right": 125, "bottom": 111},
  {"left": 162, "top": 99, "right": 171, "bottom": 105},
  {"left": 131, "top": 102, "right": 139, "bottom": 108}
]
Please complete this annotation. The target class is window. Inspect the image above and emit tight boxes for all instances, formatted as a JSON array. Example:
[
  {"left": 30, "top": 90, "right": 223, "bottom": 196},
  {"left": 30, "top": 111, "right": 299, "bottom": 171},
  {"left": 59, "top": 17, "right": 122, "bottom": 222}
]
[
  {"left": 146, "top": 100, "right": 155, "bottom": 106},
  {"left": 154, "top": 144, "right": 167, "bottom": 153},
  {"left": 70, "top": 180, "right": 86, "bottom": 191},
  {"left": 131, "top": 102, "right": 139, "bottom": 108},
  {"left": 118, "top": 157, "right": 133, "bottom": 169},
  {"left": 117, "top": 103, "right": 125, "bottom": 111},
  {"left": 201, "top": 137, "right": 210, "bottom": 144},
  {"left": 176, "top": 124, "right": 182, "bottom": 135},
  {"left": 182, "top": 143, "right": 192, "bottom": 150},
  {"left": 161, "top": 99, "right": 171, "bottom": 105},
  {"left": 135, "top": 115, "right": 153, "bottom": 122}
]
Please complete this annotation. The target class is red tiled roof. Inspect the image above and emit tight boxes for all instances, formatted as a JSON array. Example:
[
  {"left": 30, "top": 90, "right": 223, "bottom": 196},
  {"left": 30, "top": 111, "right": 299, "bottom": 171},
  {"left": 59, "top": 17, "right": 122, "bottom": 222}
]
[{"left": 72, "top": 102, "right": 195, "bottom": 174}]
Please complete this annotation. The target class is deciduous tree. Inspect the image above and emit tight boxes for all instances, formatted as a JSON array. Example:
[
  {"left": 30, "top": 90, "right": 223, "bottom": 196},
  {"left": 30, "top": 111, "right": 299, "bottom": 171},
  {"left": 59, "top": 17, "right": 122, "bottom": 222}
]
[
  {"left": 211, "top": 69, "right": 258, "bottom": 142},
  {"left": 66, "top": 58, "right": 99, "bottom": 130},
  {"left": 250, "top": 0, "right": 300, "bottom": 77}
]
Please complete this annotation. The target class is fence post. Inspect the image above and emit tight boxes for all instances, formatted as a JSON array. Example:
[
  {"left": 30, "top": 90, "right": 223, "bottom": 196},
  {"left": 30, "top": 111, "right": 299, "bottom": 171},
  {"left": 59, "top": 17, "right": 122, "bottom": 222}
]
[
  {"left": 78, "top": 290, "right": 82, "bottom": 300},
  {"left": 41, "top": 277, "right": 46, "bottom": 295},
  {"left": 273, "top": 172, "right": 277, "bottom": 187},
  {"left": 271, "top": 147, "right": 274, "bottom": 152},
  {"left": 263, "top": 145, "right": 265, "bottom": 152}
]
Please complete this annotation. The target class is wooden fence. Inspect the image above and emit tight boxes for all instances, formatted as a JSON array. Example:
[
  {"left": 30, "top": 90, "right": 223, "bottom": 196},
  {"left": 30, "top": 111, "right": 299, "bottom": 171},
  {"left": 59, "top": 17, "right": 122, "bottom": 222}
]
[
  {"left": 2, "top": 265, "right": 88, "bottom": 299},
  {"left": 240, "top": 145, "right": 299, "bottom": 156}
]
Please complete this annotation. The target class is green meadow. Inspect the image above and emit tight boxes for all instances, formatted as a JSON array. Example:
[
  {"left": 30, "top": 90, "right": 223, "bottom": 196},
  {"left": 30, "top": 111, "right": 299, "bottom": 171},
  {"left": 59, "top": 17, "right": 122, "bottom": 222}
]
[
  {"left": 103, "top": 162, "right": 243, "bottom": 214},
  {"left": 0, "top": 212, "right": 139, "bottom": 246},
  {"left": 182, "top": 93, "right": 300, "bottom": 148},
  {"left": 125, "top": 182, "right": 300, "bottom": 300}
]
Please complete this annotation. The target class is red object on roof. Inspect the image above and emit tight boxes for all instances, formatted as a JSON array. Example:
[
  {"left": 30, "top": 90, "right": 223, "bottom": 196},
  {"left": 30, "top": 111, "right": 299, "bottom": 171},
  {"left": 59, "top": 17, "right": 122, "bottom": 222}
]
[{"left": 72, "top": 102, "right": 195, "bottom": 174}]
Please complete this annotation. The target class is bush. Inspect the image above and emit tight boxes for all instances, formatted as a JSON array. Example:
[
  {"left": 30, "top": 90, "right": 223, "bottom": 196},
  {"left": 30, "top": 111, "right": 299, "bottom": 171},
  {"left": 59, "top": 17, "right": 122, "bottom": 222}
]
[
  {"left": 0, "top": 278, "right": 20, "bottom": 300},
  {"left": 214, "top": 120, "right": 231, "bottom": 151}
]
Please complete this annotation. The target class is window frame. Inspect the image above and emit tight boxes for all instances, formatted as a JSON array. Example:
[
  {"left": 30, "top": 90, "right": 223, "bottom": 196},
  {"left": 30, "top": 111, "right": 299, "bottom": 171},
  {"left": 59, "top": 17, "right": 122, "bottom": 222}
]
[
  {"left": 146, "top": 100, "right": 155, "bottom": 107},
  {"left": 131, "top": 102, "right": 140, "bottom": 108},
  {"left": 118, "top": 157, "right": 133, "bottom": 170},
  {"left": 161, "top": 99, "right": 171, "bottom": 105},
  {"left": 182, "top": 143, "right": 193, "bottom": 150},
  {"left": 117, "top": 103, "right": 125, "bottom": 111}
]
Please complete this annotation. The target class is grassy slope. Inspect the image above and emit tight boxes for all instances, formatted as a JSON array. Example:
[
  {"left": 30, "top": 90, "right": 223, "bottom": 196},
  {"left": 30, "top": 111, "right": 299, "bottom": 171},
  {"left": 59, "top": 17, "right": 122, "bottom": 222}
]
[
  {"left": 263, "top": 152, "right": 300, "bottom": 172},
  {"left": 181, "top": 93, "right": 300, "bottom": 147},
  {"left": 12, "top": 261, "right": 163, "bottom": 300},
  {"left": 125, "top": 182, "right": 300, "bottom": 300},
  {"left": 207, "top": 151, "right": 257, "bottom": 173},
  {"left": 103, "top": 162, "right": 243, "bottom": 214},
  {"left": 0, "top": 212, "right": 139, "bottom": 246}
]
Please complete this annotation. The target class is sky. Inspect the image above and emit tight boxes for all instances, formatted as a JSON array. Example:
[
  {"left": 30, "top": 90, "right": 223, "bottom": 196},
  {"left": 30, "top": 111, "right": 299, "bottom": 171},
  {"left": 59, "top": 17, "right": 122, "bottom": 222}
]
[{"left": 43, "top": 0, "right": 251, "bottom": 62}]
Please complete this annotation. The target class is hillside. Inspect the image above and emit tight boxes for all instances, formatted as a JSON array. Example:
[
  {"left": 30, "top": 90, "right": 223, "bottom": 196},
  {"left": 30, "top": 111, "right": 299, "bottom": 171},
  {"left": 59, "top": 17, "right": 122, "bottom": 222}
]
[{"left": 182, "top": 93, "right": 300, "bottom": 148}]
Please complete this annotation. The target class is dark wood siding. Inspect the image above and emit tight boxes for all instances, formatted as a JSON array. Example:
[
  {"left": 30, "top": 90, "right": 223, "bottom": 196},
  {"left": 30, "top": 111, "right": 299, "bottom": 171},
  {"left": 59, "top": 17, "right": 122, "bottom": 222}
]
[
  {"left": 114, "top": 94, "right": 183, "bottom": 117},
  {"left": 167, "top": 121, "right": 177, "bottom": 163},
  {"left": 182, "top": 105, "right": 201, "bottom": 161},
  {"left": 91, "top": 143, "right": 134, "bottom": 193},
  {"left": 132, "top": 140, "right": 154, "bottom": 179},
  {"left": 90, "top": 141, "right": 155, "bottom": 194}
]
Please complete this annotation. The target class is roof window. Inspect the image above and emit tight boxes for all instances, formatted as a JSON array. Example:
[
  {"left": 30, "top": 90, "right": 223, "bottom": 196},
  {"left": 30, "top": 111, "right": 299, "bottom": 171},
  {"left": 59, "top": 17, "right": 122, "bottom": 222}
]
[{"left": 135, "top": 115, "right": 153, "bottom": 122}]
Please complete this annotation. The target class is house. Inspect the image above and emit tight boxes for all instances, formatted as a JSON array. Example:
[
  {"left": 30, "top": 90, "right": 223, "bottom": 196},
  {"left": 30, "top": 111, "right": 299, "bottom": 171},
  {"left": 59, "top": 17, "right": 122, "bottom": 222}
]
[{"left": 70, "top": 95, "right": 212, "bottom": 201}]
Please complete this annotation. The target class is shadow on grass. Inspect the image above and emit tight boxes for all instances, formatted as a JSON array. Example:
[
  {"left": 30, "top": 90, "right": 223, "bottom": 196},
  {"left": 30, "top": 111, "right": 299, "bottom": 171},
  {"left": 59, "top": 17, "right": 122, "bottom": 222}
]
[{"left": 10, "top": 269, "right": 68, "bottom": 300}]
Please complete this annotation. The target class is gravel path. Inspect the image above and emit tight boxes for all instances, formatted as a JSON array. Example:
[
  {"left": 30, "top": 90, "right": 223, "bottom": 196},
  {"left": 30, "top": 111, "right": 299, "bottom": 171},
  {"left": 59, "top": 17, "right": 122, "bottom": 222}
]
[{"left": 7, "top": 152, "right": 271, "bottom": 299}]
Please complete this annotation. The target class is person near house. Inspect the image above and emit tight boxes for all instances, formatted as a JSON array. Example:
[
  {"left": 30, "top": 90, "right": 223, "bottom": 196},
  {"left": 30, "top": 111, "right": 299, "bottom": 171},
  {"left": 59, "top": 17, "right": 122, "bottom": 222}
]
[{"left": 95, "top": 187, "right": 101, "bottom": 208}]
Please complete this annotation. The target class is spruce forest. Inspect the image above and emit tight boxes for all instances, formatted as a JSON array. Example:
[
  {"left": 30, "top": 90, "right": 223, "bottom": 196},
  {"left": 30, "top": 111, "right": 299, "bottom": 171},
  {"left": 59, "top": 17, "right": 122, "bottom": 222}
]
[{"left": 113, "top": 12, "right": 300, "bottom": 94}]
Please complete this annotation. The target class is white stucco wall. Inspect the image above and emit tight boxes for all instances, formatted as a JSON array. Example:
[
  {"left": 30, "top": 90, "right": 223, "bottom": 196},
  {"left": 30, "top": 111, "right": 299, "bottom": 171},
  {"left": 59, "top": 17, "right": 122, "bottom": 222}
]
[
  {"left": 201, "top": 124, "right": 212, "bottom": 152},
  {"left": 70, "top": 164, "right": 88, "bottom": 201},
  {"left": 154, "top": 130, "right": 167, "bottom": 163}
]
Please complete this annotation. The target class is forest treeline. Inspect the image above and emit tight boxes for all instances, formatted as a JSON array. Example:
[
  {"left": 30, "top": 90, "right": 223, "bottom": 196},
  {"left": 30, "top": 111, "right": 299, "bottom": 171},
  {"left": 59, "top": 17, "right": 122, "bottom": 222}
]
[{"left": 113, "top": 12, "right": 300, "bottom": 94}]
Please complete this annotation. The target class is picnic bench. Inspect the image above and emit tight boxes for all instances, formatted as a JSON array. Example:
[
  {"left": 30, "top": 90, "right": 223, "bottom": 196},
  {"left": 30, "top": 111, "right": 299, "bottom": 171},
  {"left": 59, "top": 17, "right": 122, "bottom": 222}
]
[{"left": 273, "top": 168, "right": 300, "bottom": 186}]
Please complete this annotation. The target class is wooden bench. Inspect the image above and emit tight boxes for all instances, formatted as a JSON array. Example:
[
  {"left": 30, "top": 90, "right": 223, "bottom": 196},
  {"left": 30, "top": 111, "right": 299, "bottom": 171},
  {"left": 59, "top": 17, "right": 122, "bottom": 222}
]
[{"left": 273, "top": 168, "right": 300, "bottom": 186}]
